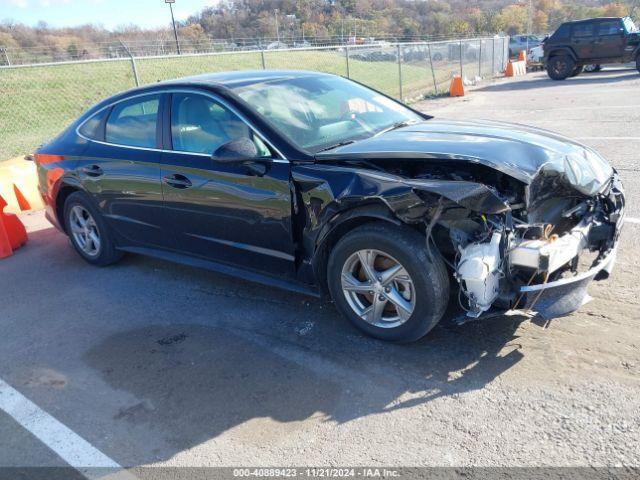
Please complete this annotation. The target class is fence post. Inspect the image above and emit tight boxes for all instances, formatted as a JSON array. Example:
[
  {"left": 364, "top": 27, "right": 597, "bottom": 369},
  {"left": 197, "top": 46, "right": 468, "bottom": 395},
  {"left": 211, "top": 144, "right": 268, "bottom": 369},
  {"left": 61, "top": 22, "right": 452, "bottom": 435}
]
[
  {"left": 261, "top": 49, "right": 266, "bottom": 69},
  {"left": 426, "top": 43, "right": 438, "bottom": 95},
  {"left": 397, "top": 43, "right": 403, "bottom": 101},
  {"left": 491, "top": 37, "right": 495, "bottom": 76},
  {"left": 119, "top": 40, "right": 140, "bottom": 87},
  {"left": 345, "top": 45, "right": 350, "bottom": 78},
  {"left": 459, "top": 40, "right": 463, "bottom": 78},
  {"left": 478, "top": 39, "right": 482, "bottom": 77}
]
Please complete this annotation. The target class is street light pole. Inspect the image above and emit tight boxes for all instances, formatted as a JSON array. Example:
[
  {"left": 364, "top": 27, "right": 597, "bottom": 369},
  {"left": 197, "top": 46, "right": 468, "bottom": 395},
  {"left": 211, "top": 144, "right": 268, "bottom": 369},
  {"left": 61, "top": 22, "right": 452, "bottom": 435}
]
[
  {"left": 165, "top": 0, "right": 181, "bottom": 55},
  {"left": 274, "top": 10, "right": 280, "bottom": 43}
]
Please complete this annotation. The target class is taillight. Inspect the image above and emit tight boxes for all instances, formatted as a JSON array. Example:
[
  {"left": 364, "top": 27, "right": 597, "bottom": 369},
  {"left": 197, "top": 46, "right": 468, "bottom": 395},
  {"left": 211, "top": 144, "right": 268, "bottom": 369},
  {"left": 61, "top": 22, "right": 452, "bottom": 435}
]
[{"left": 34, "top": 154, "right": 64, "bottom": 165}]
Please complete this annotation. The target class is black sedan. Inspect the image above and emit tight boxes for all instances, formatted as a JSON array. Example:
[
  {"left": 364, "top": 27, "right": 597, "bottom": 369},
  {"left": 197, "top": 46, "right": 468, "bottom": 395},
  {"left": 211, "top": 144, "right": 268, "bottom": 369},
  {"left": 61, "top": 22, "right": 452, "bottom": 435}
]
[{"left": 35, "top": 70, "right": 625, "bottom": 342}]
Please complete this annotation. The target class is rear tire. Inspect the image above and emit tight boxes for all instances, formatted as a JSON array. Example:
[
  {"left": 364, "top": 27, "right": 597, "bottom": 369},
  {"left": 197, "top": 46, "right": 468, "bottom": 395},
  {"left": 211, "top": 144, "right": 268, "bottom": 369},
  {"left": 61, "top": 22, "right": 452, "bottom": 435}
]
[
  {"left": 546, "top": 55, "right": 575, "bottom": 80},
  {"left": 570, "top": 65, "right": 584, "bottom": 77},
  {"left": 327, "top": 222, "right": 450, "bottom": 343},
  {"left": 63, "top": 191, "right": 123, "bottom": 266}
]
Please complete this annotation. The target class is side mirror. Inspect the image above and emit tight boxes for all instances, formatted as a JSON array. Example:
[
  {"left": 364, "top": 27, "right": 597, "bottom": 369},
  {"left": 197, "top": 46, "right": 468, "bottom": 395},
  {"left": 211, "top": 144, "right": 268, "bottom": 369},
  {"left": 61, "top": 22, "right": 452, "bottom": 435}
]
[{"left": 212, "top": 138, "right": 259, "bottom": 163}]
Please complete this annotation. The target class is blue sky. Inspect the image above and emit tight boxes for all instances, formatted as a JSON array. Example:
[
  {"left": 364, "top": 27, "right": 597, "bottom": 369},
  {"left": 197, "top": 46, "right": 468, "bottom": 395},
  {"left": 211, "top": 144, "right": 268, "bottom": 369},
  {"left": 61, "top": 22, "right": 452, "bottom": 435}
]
[{"left": 1, "top": 0, "right": 219, "bottom": 29}]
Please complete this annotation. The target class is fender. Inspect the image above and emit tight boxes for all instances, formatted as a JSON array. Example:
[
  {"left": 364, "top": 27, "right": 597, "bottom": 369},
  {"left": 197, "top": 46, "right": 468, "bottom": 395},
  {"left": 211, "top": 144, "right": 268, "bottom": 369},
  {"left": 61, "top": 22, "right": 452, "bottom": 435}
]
[{"left": 545, "top": 47, "right": 577, "bottom": 61}]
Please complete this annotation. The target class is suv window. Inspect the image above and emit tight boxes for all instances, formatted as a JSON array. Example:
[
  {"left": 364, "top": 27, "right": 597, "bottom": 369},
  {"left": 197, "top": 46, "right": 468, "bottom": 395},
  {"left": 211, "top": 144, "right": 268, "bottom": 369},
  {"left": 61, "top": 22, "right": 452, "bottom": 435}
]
[
  {"left": 105, "top": 95, "right": 160, "bottom": 148},
  {"left": 552, "top": 24, "right": 571, "bottom": 40},
  {"left": 598, "top": 20, "right": 622, "bottom": 36},
  {"left": 572, "top": 23, "right": 594, "bottom": 38},
  {"left": 171, "top": 93, "right": 271, "bottom": 156}
]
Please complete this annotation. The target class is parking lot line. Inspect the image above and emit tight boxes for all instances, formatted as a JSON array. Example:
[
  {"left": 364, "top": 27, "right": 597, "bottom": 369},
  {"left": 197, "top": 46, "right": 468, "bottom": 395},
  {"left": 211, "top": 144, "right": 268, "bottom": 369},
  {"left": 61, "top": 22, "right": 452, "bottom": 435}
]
[
  {"left": 575, "top": 137, "right": 640, "bottom": 140},
  {"left": 0, "top": 378, "right": 133, "bottom": 479},
  {"left": 625, "top": 217, "right": 640, "bottom": 225}
]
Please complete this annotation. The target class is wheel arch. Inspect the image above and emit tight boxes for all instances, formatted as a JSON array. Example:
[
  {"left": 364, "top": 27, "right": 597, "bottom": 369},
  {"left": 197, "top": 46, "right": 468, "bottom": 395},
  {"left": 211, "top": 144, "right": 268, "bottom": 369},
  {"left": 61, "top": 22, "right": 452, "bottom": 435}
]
[
  {"left": 311, "top": 202, "right": 406, "bottom": 296},
  {"left": 54, "top": 180, "right": 85, "bottom": 234},
  {"left": 546, "top": 47, "right": 577, "bottom": 61}
]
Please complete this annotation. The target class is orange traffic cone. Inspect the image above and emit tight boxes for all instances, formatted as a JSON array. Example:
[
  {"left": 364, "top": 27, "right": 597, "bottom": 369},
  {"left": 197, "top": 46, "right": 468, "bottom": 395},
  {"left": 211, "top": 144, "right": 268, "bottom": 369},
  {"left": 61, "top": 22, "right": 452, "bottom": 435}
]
[
  {"left": 0, "top": 193, "right": 27, "bottom": 258},
  {"left": 13, "top": 183, "right": 31, "bottom": 211},
  {"left": 0, "top": 195, "right": 13, "bottom": 259},
  {"left": 449, "top": 76, "right": 464, "bottom": 97},
  {"left": 505, "top": 62, "right": 515, "bottom": 77},
  {"left": 518, "top": 50, "right": 527, "bottom": 62}
]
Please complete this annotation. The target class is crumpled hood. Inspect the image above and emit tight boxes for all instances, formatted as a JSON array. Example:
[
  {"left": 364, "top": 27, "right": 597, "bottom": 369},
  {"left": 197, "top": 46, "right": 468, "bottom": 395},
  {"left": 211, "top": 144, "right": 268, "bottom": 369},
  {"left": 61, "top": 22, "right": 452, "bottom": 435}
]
[{"left": 316, "top": 119, "right": 613, "bottom": 196}]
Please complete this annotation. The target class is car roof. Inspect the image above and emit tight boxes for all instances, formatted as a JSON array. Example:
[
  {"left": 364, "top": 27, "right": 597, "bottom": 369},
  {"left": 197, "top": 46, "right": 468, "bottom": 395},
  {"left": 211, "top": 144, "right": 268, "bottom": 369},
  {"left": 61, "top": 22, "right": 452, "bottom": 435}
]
[
  {"left": 157, "top": 69, "right": 332, "bottom": 89},
  {"left": 560, "top": 17, "right": 622, "bottom": 25}
]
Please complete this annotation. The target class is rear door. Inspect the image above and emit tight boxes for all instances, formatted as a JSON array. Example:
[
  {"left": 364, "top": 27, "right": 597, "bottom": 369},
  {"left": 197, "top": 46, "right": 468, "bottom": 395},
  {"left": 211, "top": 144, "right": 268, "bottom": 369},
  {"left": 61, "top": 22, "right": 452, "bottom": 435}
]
[
  {"left": 159, "top": 90, "right": 295, "bottom": 277},
  {"left": 593, "top": 19, "right": 625, "bottom": 59},
  {"left": 571, "top": 22, "right": 596, "bottom": 59},
  {"left": 78, "top": 93, "right": 174, "bottom": 249}
]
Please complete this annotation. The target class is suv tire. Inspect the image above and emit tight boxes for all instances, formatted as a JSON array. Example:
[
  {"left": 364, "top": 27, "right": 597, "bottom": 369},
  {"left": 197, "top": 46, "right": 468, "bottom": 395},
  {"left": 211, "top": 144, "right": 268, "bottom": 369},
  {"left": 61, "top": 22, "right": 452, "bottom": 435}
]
[
  {"left": 547, "top": 55, "right": 575, "bottom": 80},
  {"left": 327, "top": 222, "right": 450, "bottom": 343},
  {"left": 636, "top": 55, "right": 640, "bottom": 74},
  {"left": 63, "top": 191, "right": 123, "bottom": 266},
  {"left": 570, "top": 65, "right": 584, "bottom": 77}
]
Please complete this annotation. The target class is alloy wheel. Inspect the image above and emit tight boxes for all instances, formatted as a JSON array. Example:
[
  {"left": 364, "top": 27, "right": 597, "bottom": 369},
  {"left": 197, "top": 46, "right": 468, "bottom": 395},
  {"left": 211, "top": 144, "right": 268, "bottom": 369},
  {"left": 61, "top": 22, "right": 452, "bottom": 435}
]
[
  {"left": 340, "top": 249, "right": 415, "bottom": 328},
  {"left": 69, "top": 205, "right": 101, "bottom": 257}
]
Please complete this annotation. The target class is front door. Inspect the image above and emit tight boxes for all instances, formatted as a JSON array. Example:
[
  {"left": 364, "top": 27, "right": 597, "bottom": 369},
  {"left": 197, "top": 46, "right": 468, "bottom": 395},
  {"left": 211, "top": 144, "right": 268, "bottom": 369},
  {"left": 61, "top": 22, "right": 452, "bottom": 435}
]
[
  {"left": 593, "top": 19, "right": 626, "bottom": 59},
  {"left": 160, "top": 91, "right": 295, "bottom": 277}
]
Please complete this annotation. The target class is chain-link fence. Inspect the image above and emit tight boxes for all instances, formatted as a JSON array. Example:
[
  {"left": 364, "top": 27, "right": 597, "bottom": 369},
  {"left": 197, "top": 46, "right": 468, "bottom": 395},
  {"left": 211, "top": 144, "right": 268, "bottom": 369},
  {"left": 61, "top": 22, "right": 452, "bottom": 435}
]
[{"left": 0, "top": 36, "right": 508, "bottom": 162}]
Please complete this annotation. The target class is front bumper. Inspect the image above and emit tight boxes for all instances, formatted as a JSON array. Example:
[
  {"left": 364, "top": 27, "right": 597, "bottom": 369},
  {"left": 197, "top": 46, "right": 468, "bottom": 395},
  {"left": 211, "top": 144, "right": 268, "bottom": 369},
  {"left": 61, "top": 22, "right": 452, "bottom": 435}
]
[{"left": 517, "top": 246, "right": 618, "bottom": 319}]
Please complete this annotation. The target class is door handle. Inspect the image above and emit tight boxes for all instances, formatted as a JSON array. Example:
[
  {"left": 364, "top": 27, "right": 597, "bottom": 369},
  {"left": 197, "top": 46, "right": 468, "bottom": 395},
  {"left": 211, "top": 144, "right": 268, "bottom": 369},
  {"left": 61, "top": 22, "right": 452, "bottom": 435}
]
[
  {"left": 79, "top": 165, "right": 103, "bottom": 177},
  {"left": 163, "top": 173, "right": 192, "bottom": 189}
]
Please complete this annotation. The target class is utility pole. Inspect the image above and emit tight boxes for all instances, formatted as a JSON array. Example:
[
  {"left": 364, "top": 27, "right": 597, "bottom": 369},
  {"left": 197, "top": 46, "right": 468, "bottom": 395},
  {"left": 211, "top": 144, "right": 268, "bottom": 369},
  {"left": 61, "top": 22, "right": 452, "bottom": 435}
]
[
  {"left": 526, "top": 0, "right": 532, "bottom": 53},
  {"left": 165, "top": 0, "right": 181, "bottom": 55},
  {"left": 274, "top": 9, "right": 280, "bottom": 42}
]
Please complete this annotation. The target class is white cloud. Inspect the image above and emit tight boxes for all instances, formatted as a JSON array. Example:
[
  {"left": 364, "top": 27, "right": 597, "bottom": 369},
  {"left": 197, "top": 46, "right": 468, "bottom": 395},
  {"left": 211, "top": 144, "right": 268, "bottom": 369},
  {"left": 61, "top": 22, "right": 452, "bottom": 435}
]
[{"left": 9, "top": 0, "right": 29, "bottom": 8}]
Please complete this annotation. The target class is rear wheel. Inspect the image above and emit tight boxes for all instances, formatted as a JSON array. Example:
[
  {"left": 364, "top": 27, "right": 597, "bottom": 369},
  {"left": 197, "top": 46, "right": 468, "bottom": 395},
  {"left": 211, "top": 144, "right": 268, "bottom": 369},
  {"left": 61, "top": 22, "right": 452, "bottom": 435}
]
[
  {"left": 327, "top": 222, "right": 450, "bottom": 343},
  {"left": 63, "top": 191, "right": 123, "bottom": 266},
  {"left": 546, "top": 55, "right": 575, "bottom": 80},
  {"left": 570, "top": 65, "right": 584, "bottom": 77}
]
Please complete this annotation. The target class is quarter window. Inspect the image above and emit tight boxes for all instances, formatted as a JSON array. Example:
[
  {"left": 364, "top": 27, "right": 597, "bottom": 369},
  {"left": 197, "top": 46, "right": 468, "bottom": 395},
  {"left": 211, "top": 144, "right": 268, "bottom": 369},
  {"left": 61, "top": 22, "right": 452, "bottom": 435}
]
[
  {"left": 170, "top": 93, "right": 270, "bottom": 156},
  {"left": 79, "top": 108, "right": 109, "bottom": 141},
  {"left": 105, "top": 95, "right": 160, "bottom": 148}
]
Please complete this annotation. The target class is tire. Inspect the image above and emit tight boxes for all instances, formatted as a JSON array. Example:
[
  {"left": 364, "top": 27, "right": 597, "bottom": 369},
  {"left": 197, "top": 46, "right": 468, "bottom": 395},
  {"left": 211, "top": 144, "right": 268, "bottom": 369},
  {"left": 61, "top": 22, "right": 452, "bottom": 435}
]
[
  {"left": 327, "top": 222, "right": 450, "bottom": 343},
  {"left": 432, "top": 52, "right": 443, "bottom": 62},
  {"left": 63, "top": 191, "right": 123, "bottom": 266},
  {"left": 636, "top": 56, "right": 640, "bottom": 74},
  {"left": 546, "top": 55, "right": 575, "bottom": 80},
  {"left": 570, "top": 65, "right": 584, "bottom": 77}
]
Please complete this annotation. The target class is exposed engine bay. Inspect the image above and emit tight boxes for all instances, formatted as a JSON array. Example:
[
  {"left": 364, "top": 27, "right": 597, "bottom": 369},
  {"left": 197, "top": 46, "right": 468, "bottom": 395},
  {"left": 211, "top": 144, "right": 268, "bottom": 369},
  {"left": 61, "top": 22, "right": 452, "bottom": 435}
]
[{"left": 417, "top": 163, "right": 626, "bottom": 319}]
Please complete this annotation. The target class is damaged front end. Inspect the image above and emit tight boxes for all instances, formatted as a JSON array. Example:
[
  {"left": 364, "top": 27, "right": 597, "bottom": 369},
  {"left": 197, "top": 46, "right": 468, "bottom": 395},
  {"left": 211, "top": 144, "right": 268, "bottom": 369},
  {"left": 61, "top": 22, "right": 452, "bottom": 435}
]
[{"left": 440, "top": 170, "right": 625, "bottom": 321}]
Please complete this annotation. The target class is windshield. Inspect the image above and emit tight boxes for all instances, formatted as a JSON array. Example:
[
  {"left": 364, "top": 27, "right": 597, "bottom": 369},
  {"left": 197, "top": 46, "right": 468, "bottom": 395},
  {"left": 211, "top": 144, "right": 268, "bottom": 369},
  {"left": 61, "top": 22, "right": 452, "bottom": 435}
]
[
  {"left": 623, "top": 17, "right": 637, "bottom": 33},
  {"left": 232, "top": 75, "right": 423, "bottom": 153}
]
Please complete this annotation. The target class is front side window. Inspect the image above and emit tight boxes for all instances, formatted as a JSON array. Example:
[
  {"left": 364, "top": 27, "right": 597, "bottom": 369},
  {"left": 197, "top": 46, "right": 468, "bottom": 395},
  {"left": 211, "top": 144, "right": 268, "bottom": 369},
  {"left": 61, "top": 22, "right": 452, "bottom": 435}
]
[
  {"left": 105, "top": 95, "right": 160, "bottom": 148},
  {"left": 171, "top": 93, "right": 270, "bottom": 156},
  {"left": 572, "top": 23, "right": 594, "bottom": 38},
  {"left": 232, "top": 75, "right": 423, "bottom": 152},
  {"left": 598, "top": 20, "right": 622, "bottom": 36}
]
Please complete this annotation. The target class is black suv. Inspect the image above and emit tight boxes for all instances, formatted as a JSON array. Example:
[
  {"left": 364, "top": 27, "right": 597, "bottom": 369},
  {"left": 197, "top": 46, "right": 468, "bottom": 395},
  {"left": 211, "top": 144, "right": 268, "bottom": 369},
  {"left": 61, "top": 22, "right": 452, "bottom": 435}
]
[{"left": 544, "top": 16, "right": 640, "bottom": 80}]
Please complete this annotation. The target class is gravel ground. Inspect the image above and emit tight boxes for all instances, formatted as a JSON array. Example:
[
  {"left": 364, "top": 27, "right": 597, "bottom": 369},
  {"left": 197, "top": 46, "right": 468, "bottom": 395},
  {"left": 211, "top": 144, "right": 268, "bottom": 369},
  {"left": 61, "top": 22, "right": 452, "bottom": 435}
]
[{"left": 0, "top": 67, "right": 639, "bottom": 474}]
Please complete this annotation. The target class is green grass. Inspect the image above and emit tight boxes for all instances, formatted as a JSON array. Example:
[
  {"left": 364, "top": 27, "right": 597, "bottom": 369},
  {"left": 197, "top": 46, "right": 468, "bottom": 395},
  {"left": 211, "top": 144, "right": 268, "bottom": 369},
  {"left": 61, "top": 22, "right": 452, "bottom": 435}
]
[{"left": 0, "top": 50, "right": 462, "bottom": 162}]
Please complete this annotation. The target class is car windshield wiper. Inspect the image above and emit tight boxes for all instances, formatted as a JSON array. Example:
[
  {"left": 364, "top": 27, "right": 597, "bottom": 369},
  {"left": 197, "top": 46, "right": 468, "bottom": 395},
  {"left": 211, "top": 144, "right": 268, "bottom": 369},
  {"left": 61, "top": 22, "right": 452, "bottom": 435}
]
[
  {"left": 375, "top": 119, "right": 419, "bottom": 136},
  {"left": 315, "top": 140, "right": 356, "bottom": 153}
]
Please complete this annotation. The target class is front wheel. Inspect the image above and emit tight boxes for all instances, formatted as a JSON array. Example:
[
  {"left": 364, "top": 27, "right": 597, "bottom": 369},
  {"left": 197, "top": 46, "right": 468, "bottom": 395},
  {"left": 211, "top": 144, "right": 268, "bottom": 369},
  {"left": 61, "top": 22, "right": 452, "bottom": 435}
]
[
  {"left": 327, "top": 222, "right": 450, "bottom": 343},
  {"left": 546, "top": 55, "right": 575, "bottom": 80}
]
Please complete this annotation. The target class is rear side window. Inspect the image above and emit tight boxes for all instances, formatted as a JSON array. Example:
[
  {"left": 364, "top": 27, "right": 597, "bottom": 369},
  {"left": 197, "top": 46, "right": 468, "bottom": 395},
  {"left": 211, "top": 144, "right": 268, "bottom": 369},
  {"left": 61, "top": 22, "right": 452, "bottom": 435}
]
[
  {"left": 105, "top": 95, "right": 160, "bottom": 148},
  {"left": 552, "top": 24, "right": 570, "bottom": 40},
  {"left": 79, "top": 108, "right": 108, "bottom": 141},
  {"left": 572, "top": 23, "right": 594, "bottom": 38},
  {"left": 598, "top": 20, "right": 622, "bottom": 36}
]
